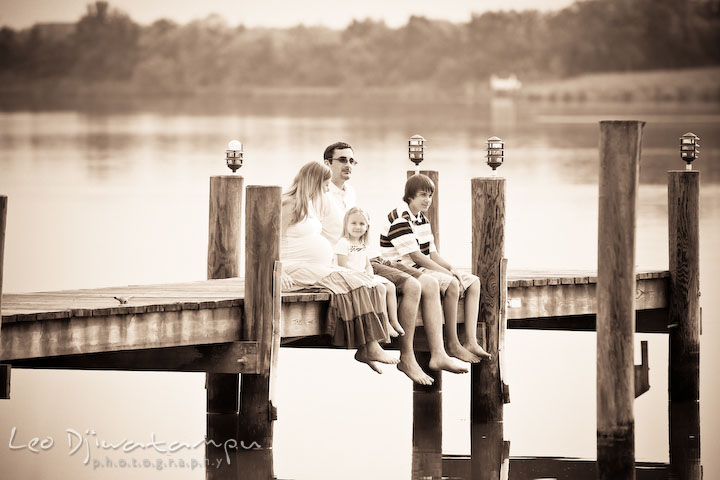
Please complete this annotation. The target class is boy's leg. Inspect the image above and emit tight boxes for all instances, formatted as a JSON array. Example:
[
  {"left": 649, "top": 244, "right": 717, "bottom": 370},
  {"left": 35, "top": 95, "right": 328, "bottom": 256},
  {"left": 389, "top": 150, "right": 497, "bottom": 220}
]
[
  {"left": 418, "top": 275, "right": 468, "bottom": 374},
  {"left": 442, "top": 279, "right": 481, "bottom": 363},
  {"left": 395, "top": 277, "right": 434, "bottom": 385},
  {"left": 462, "top": 278, "right": 492, "bottom": 359},
  {"left": 371, "top": 261, "right": 433, "bottom": 384}
]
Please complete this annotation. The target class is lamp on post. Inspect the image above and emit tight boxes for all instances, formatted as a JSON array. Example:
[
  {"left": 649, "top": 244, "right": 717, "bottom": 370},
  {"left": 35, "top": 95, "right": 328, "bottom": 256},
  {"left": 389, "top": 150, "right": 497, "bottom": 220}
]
[
  {"left": 226, "top": 140, "right": 244, "bottom": 172},
  {"left": 486, "top": 136, "right": 504, "bottom": 175},
  {"left": 409, "top": 134, "right": 425, "bottom": 174},
  {"left": 680, "top": 132, "right": 699, "bottom": 170}
]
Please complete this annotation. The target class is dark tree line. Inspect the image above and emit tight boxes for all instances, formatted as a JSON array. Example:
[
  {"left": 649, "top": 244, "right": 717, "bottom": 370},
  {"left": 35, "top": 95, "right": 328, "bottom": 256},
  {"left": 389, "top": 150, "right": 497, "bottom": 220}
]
[{"left": 1, "top": 0, "right": 718, "bottom": 93}]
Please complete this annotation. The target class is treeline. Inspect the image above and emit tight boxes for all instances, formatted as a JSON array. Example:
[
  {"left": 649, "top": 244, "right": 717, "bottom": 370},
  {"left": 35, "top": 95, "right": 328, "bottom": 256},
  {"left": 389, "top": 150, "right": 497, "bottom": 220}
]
[{"left": 1, "top": 0, "right": 719, "bottom": 94}]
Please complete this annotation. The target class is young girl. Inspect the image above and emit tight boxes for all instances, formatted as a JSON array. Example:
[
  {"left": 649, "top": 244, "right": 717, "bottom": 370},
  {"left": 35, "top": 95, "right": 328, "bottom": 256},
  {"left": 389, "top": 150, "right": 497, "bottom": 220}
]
[{"left": 335, "top": 207, "right": 405, "bottom": 338}]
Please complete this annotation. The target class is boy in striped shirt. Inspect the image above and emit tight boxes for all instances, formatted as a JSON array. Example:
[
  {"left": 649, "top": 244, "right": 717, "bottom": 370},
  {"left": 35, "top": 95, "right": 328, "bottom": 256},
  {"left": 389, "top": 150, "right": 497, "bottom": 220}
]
[{"left": 380, "top": 174, "right": 492, "bottom": 363}]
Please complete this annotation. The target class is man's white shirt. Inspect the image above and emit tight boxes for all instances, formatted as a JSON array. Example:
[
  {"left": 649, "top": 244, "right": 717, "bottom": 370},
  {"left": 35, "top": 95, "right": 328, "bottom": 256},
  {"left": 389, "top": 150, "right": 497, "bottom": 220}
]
[{"left": 321, "top": 181, "right": 356, "bottom": 243}]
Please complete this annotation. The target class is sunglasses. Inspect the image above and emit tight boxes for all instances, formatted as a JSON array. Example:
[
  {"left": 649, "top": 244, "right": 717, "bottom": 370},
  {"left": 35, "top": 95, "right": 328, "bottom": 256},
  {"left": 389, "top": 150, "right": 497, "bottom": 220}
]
[{"left": 333, "top": 156, "right": 357, "bottom": 166}]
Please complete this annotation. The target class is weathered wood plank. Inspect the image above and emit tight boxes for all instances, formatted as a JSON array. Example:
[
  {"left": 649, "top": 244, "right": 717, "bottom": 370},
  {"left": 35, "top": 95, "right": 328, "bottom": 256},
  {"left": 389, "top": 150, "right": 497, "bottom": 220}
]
[
  {"left": 0, "top": 306, "right": 242, "bottom": 361},
  {"left": 9, "top": 342, "right": 259, "bottom": 373}
]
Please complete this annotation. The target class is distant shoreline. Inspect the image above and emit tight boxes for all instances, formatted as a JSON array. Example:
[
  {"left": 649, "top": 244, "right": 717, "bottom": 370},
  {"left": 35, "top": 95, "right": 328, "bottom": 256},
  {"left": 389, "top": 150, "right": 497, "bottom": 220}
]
[{"left": 2, "top": 67, "right": 719, "bottom": 109}]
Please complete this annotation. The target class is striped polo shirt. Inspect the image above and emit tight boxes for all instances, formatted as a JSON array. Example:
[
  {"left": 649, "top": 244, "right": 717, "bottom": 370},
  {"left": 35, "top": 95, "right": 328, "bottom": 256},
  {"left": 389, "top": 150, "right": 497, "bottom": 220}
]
[{"left": 379, "top": 202, "right": 436, "bottom": 268}]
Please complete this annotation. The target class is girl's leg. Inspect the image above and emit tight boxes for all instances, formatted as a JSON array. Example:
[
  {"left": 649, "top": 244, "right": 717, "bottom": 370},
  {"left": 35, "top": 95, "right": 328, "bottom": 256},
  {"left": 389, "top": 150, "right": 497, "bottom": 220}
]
[
  {"left": 462, "top": 278, "right": 492, "bottom": 359},
  {"left": 443, "top": 279, "right": 481, "bottom": 363},
  {"left": 384, "top": 282, "right": 404, "bottom": 336},
  {"left": 355, "top": 345, "right": 383, "bottom": 374},
  {"left": 359, "top": 340, "right": 399, "bottom": 365}
]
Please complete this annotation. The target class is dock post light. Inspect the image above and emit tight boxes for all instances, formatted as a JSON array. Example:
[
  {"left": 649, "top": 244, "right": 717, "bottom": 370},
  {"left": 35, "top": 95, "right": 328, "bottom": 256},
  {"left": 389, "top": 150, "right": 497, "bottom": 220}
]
[
  {"left": 680, "top": 132, "right": 699, "bottom": 170},
  {"left": 409, "top": 134, "right": 425, "bottom": 174},
  {"left": 226, "top": 140, "right": 244, "bottom": 172},
  {"left": 486, "top": 136, "right": 504, "bottom": 174}
]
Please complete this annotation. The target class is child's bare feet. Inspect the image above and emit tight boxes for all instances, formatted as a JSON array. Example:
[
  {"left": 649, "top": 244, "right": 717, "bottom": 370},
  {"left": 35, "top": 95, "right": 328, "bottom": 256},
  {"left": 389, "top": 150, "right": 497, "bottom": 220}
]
[
  {"left": 365, "top": 341, "right": 400, "bottom": 365},
  {"left": 354, "top": 349, "right": 384, "bottom": 374},
  {"left": 447, "top": 343, "right": 482, "bottom": 364},
  {"left": 428, "top": 354, "right": 469, "bottom": 374},
  {"left": 463, "top": 342, "right": 492, "bottom": 360},
  {"left": 397, "top": 358, "right": 434, "bottom": 385},
  {"left": 389, "top": 319, "right": 405, "bottom": 337}
]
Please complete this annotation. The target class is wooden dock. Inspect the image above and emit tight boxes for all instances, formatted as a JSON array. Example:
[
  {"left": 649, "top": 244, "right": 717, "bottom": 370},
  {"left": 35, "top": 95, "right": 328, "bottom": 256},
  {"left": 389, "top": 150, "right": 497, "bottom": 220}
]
[
  {"left": 0, "top": 123, "right": 702, "bottom": 480},
  {"left": 0, "top": 269, "right": 669, "bottom": 366}
]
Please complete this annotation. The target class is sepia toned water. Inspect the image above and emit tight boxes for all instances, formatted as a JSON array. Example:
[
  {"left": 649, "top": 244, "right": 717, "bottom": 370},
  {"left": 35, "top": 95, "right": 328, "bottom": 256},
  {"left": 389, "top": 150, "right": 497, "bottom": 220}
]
[{"left": 0, "top": 97, "right": 718, "bottom": 479}]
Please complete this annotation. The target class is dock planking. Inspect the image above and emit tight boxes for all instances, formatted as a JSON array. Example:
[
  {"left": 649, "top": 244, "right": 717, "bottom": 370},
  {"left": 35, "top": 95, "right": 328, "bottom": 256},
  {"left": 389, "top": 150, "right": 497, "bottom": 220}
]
[{"left": 1, "top": 269, "right": 669, "bottom": 363}]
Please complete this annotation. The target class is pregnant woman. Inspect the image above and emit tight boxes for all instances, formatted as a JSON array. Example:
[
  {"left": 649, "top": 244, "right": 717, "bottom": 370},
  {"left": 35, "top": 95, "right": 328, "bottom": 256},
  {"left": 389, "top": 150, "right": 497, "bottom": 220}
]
[{"left": 280, "top": 161, "right": 397, "bottom": 372}]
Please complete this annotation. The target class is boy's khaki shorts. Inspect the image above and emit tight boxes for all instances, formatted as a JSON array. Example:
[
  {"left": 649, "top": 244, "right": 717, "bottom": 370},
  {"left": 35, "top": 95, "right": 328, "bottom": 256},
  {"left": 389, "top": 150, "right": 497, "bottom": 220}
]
[{"left": 415, "top": 268, "right": 479, "bottom": 296}]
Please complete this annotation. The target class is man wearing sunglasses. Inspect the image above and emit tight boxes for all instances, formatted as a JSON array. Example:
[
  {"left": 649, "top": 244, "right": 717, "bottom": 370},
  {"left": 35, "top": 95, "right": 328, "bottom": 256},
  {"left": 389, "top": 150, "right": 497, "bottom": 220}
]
[{"left": 321, "top": 141, "right": 358, "bottom": 242}]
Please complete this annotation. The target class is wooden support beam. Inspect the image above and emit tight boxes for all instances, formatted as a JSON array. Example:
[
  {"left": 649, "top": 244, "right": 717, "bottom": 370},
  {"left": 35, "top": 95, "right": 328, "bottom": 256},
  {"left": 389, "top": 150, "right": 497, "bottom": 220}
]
[
  {"left": 206, "top": 175, "right": 244, "bottom": 480},
  {"left": 412, "top": 352, "right": 442, "bottom": 479},
  {"left": 238, "top": 186, "right": 281, "bottom": 479},
  {"left": 668, "top": 169, "right": 701, "bottom": 480},
  {"left": 0, "top": 364, "right": 9, "bottom": 400},
  {"left": 596, "top": 120, "right": 644, "bottom": 480},
  {"left": 9, "top": 342, "right": 260, "bottom": 373},
  {"left": 669, "top": 400, "right": 701, "bottom": 480},
  {"left": 471, "top": 177, "right": 505, "bottom": 424},
  {"left": 470, "top": 421, "right": 507, "bottom": 480},
  {"left": 668, "top": 170, "right": 700, "bottom": 403},
  {"left": 634, "top": 340, "right": 649, "bottom": 398},
  {"left": 1, "top": 195, "right": 7, "bottom": 400}
]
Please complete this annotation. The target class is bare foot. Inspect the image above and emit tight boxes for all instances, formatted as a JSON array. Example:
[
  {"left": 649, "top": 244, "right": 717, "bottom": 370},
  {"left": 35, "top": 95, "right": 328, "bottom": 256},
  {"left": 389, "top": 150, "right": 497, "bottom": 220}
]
[
  {"left": 397, "top": 359, "right": 434, "bottom": 385},
  {"left": 365, "top": 341, "right": 400, "bottom": 365},
  {"left": 463, "top": 342, "right": 492, "bottom": 360},
  {"left": 447, "top": 343, "right": 482, "bottom": 364},
  {"left": 389, "top": 319, "right": 405, "bottom": 337},
  {"left": 428, "top": 354, "right": 469, "bottom": 374},
  {"left": 354, "top": 349, "right": 383, "bottom": 374}
]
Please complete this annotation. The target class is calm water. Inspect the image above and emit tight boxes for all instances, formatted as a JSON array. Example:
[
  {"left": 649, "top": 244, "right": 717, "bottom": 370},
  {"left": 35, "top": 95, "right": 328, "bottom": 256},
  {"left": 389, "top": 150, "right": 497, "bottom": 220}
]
[{"left": 0, "top": 97, "right": 718, "bottom": 479}]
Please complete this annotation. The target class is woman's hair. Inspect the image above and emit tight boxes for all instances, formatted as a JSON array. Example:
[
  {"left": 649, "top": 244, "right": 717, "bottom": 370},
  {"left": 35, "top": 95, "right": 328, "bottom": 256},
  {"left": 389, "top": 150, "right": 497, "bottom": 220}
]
[
  {"left": 283, "top": 162, "right": 332, "bottom": 225},
  {"left": 342, "top": 206, "right": 371, "bottom": 244},
  {"left": 403, "top": 173, "right": 435, "bottom": 203}
]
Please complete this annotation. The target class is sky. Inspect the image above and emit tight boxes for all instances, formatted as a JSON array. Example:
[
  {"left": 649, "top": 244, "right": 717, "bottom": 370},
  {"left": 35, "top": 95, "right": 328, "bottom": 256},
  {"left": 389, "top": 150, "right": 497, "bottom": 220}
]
[{"left": 0, "top": 0, "right": 576, "bottom": 29}]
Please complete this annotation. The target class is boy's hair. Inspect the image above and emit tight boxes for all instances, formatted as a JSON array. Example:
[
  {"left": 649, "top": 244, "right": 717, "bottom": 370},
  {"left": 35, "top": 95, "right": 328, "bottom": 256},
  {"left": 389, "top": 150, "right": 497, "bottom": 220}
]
[
  {"left": 403, "top": 174, "right": 435, "bottom": 204},
  {"left": 341, "top": 206, "right": 371, "bottom": 245},
  {"left": 323, "top": 142, "right": 353, "bottom": 162}
]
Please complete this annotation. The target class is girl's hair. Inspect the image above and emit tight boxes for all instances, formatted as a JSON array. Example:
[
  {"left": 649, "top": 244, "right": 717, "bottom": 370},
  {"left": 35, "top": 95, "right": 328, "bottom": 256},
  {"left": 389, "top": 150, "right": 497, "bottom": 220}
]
[
  {"left": 283, "top": 162, "right": 332, "bottom": 225},
  {"left": 342, "top": 206, "right": 371, "bottom": 244},
  {"left": 403, "top": 173, "right": 435, "bottom": 203}
]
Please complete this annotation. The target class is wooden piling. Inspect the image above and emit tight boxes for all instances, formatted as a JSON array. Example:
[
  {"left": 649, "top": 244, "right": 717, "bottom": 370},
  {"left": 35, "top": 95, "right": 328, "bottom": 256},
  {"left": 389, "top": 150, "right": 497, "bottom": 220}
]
[
  {"left": 668, "top": 170, "right": 700, "bottom": 402},
  {"left": 596, "top": 120, "right": 644, "bottom": 480},
  {"left": 471, "top": 177, "right": 505, "bottom": 423},
  {"left": 470, "top": 421, "right": 506, "bottom": 480},
  {"left": 238, "top": 186, "right": 281, "bottom": 479},
  {"left": 668, "top": 169, "right": 700, "bottom": 479},
  {"left": 206, "top": 176, "right": 244, "bottom": 480},
  {"left": 669, "top": 401, "right": 701, "bottom": 480},
  {"left": 1, "top": 195, "right": 9, "bottom": 400},
  {"left": 412, "top": 352, "right": 442, "bottom": 480}
]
